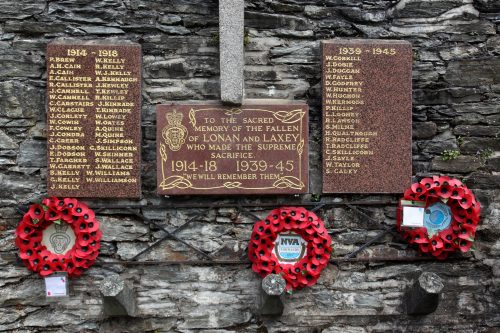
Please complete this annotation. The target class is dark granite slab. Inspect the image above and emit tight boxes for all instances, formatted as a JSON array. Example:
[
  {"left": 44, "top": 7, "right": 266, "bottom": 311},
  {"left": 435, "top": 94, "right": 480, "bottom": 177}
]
[
  {"left": 321, "top": 39, "right": 412, "bottom": 193},
  {"left": 157, "top": 101, "right": 308, "bottom": 195},
  {"left": 47, "top": 40, "right": 141, "bottom": 198}
]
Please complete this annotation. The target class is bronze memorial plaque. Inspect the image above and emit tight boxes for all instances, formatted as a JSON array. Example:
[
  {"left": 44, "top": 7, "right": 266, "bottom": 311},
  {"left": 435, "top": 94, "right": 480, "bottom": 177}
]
[
  {"left": 321, "top": 39, "right": 412, "bottom": 193},
  {"left": 156, "top": 102, "right": 308, "bottom": 195},
  {"left": 47, "top": 40, "right": 141, "bottom": 198}
]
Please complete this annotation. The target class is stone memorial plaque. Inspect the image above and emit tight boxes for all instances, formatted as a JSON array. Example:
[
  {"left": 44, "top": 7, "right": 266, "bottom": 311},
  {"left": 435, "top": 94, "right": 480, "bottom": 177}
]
[
  {"left": 321, "top": 39, "right": 412, "bottom": 193},
  {"left": 46, "top": 40, "right": 141, "bottom": 198},
  {"left": 156, "top": 102, "right": 308, "bottom": 195}
]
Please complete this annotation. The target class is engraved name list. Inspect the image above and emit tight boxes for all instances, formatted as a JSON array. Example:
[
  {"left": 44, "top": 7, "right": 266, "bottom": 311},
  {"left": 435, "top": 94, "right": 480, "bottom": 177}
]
[{"left": 47, "top": 41, "right": 141, "bottom": 198}]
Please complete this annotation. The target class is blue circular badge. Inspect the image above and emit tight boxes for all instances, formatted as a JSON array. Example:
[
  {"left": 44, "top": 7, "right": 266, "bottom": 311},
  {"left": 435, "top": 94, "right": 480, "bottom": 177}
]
[{"left": 424, "top": 202, "right": 452, "bottom": 232}]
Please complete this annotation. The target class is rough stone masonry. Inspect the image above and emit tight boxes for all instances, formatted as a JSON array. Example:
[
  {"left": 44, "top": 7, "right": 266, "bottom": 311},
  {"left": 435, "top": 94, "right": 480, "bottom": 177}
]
[{"left": 0, "top": 0, "right": 499, "bottom": 332}]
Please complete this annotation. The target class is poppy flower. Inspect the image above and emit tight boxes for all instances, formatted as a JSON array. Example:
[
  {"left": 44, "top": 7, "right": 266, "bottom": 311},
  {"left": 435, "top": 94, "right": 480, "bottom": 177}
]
[
  {"left": 411, "top": 182, "right": 427, "bottom": 196},
  {"left": 458, "top": 239, "right": 473, "bottom": 252},
  {"left": 75, "top": 218, "right": 89, "bottom": 232},
  {"left": 45, "top": 207, "right": 61, "bottom": 221},
  {"left": 71, "top": 202, "right": 88, "bottom": 217},
  {"left": 429, "top": 236, "right": 444, "bottom": 251},
  {"left": 438, "top": 176, "right": 452, "bottom": 186},
  {"left": 252, "top": 260, "right": 273, "bottom": 277},
  {"left": 411, "top": 228, "right": 429, "bottom": 244},
  {"left": 447, "top": 178, "right": 463, "bottom": 188},
  {"left": 449, "top": 187, "right": 465, "bottom": 200},
  {"left": 86, "top": 240, "right": 100, "bottom": 254},
  {"left": 457, "top": 225, "right": 475, "bottom": 241},
  {"left": 298, "top": 271, "right": 319, "bottom": 288},
  {"left": 429, "top": 248, "right": 447, "bottom": 258},
  {"left": 60, "top": 208, "right": 73, "bottom": 222},
  {"left": 470, "top": 201, "right": 481, "bottom": 216},
  {"left": 403, "top": 188, "right": 419, "bottom": 200},
  {"left": 437, "top": 185, "right": 452, "bottom": 199},
  {"left": 27, "top": 256, "right": 42, "bottom": 271},
  {"left": 53, "top": 198, "right": 66, "bottom": 211},
  {"left": 293, "top": 209, "right": 308, "bottom": 227},
  {"left": 76, "top": 232, "right": 93, "bottom": 247},
  {"left": 458, "top": 194, "right": 474, "bottom": 209},
  {"left": 27, "top": 204, "right": 45, "bottom": 222},
  {"left": 316, "top": 253, "right": 330, "bottom": 266},
  {"left": 16, "top": 223, "right": 37, "bottom": 240},
  {"left": 421, "top": 177, "right": 436, "bottom": 190},
  {"left": 439, "top": 228, "right": 455, "bottom": 243},
  {"left": 39, "top": 263, "right": 54, "bottom": 277},
  {"left": 63, "top": 198, "right": 78, "bottom": 209},
  {"left": 442, "top": 241, "right": 455, "bottom": 252},
  {"left": 419, "top": 242, "right": 430, "bottom": 253},
  {"left": 305, "top": 261, "right": 323, "bottom": 276},
  {"left": 463, "top": 216, "right": 479, "bottom": 227},
  {"left": 253, "top": 220, "right": 269, "bottom": 236},
  {"left": 41, "top": 196, "right": 58, "bottom": 207},
  {"left": 19, "top": 247, "right": 37, "bottom": 260}
]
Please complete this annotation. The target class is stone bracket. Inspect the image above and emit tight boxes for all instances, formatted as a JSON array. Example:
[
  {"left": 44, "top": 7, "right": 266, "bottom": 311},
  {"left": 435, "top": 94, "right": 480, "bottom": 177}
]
[
  {"left": 405, "top": 272, "right": 444, "bottom": 315},
  {"left": 259, "top": 274, "right": 286, "bottom": 317},
  {"left": 100, "top": 275, "right": 137, "bottom": 317}
]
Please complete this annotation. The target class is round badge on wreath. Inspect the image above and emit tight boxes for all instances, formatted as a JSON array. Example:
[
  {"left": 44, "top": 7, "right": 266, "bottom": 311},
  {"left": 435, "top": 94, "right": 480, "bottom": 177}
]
[
  {"left": 248, "top": 207, "right": 332, "bottom": 291},
  {"left": 397, "top": 176, "right": 480, "bottom": 259},
  {"left": 15, "top": 197, "right": 101, "bottom": 277}
]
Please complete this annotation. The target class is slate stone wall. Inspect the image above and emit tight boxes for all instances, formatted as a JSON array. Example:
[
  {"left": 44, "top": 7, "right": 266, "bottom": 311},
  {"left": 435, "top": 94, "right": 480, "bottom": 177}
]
[{"left": 0, "top": 0, "right": 499, "bottom": 332}]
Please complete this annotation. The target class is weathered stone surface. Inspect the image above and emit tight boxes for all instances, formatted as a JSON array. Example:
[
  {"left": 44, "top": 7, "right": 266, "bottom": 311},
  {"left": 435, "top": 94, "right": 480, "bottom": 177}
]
[
  {"left": 245, "top": 12, "right": 309, "bottom": 30},
  {"left": 0, "top": 0, "right": 499, "bottom": 332},
  {"left": 444, "top": 58, "right": 500, "bottom": 87},
  {"left": 431, "top": 156, "right": 482, "bottom": 173},
  {"left": 0, "top": 81, "right": 42, "bottom": 118},
  {"left": 459, "top": 137, "right": 500, "bottom": 154},
  {"left": 454, "top": 125, "right": 499, "bottom": 137},
  {"left": 0, "top": 0, "right": 44, "bottom": 19},
  {"left": 0, "top": 130, "right": 17, "bottom": 149},
  {"left": 17, "top": 140, "right": 46, "bottom": 168},
  {"left": 413, "top": 121, "right": 438, "bottom": 139}
]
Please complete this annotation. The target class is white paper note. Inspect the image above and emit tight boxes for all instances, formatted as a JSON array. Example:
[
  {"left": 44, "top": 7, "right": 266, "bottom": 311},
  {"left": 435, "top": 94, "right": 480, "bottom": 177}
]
[
  {"left": 402, "top": 206, "right": 425, "bottom": 227},
  {"left": 45, "top": 274, "right": 68, "bottom": 297}
]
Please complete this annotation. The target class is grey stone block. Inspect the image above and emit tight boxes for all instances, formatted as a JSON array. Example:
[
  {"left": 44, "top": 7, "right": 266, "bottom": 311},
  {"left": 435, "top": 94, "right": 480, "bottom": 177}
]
[
  {"left": 219, "top": 0, "right": 244, "bottom": 105},
  {"left": 100, "top": 275, "right": 137, "bottom": 317}
]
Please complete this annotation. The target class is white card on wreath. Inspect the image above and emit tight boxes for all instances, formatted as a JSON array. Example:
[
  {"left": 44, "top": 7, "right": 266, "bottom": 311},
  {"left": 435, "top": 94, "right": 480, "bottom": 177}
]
[
  {"left": 45, "top": 273, "right": 68, "bottom": 297},
  {"left": 402, "top": 206, "right": 425, "bottom": 227}
]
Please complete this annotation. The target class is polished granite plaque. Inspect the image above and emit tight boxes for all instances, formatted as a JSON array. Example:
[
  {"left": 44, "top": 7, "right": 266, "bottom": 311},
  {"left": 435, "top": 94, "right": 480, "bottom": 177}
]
[
  {"left": 322, "top": 39, "right": 412, "bottom": 193},
  {"left": 157, "top": 101, "right": 308, "bottom": 195},
  {"left": 47, "top": 40, "right": 141, "bottom": 198}
]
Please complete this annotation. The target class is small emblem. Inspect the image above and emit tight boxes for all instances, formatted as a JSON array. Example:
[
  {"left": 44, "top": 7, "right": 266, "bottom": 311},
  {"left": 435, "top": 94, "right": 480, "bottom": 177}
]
[
  {"left": 162, "top": 110, "right": 188, "bottom": 151},
  {"left": 273, "top": 232, "right": 307, "bottom": 264},
  {"left": 49, "top": 223, "right": 72, "bottom": 254},
  {"left": 424, "top": 202, "right": 452, "bottom": 233}
]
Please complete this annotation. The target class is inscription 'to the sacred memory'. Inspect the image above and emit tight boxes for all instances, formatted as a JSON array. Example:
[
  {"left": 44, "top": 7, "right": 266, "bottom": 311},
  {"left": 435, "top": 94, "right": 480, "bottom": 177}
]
[{"left": 156, "top": 102, "right": 309, "bottom": 195}]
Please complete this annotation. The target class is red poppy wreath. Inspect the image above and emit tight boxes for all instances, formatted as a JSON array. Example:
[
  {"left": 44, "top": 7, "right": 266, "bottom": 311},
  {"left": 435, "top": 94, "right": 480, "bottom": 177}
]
[
  {"left": 15, "top": 197, "right": 101, "bottom": 277},
  {"left": 397, "top": 176, "right": 480, "bottom": 259},
  {"left": 248, "top": 207, "right": 332, "bottom": 291}
]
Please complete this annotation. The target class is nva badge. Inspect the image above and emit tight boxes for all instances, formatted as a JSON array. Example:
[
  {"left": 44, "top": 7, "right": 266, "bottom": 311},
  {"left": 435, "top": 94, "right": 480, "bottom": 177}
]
[{"left": 273, "top": 232, "right": 307, "bottom": 264}]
